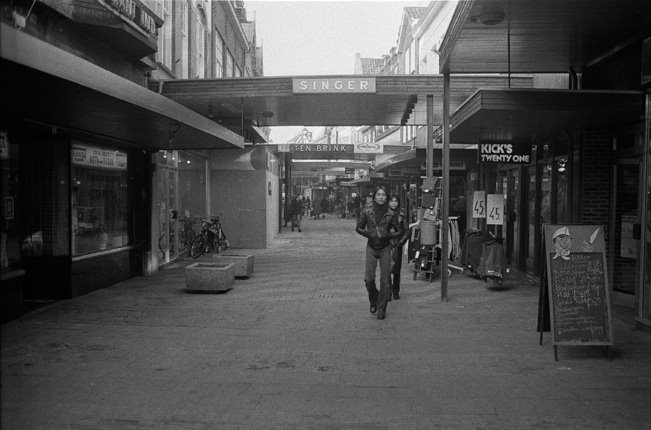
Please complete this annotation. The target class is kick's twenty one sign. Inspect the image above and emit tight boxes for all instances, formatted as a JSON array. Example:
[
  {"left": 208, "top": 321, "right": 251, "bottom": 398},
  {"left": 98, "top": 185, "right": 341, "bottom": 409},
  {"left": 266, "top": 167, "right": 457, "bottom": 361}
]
[
  {"left": 293, "top": 78, "right": 376, "bottom": 93},
  {"left": 478, "top": 143, "right": 531, "bottom": 164}
]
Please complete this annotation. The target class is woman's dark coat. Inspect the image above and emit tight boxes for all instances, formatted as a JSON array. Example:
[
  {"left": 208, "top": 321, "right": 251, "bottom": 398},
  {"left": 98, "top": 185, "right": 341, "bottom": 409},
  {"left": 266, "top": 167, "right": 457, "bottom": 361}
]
[{"left": 356, "top": 205, "right": 401, "bottom": 250}]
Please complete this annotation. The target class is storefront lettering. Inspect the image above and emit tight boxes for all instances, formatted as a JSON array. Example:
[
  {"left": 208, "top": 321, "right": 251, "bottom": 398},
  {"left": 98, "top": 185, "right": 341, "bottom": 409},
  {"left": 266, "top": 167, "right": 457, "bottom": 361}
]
[
  {"left": 72, "top": 143, "right": 127, "bottom": 170},
  {"left": 291, "top": 144, "right": 354, "bottom": 152},
  {"left": 478, "top": 143, "right": 531, "bottom": 164},
  {"left": 480, "top": 154, "right": 531, "bottom": 163},
  {"left": 293, "top": 78, "right": 376, "bottom": 93}
]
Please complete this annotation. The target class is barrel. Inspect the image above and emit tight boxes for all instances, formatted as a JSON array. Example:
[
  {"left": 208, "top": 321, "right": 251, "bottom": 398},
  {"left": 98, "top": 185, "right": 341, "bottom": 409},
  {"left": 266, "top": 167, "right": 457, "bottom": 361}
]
[{"left": 420, "top": 220, "right": 437, "bottom": 245}]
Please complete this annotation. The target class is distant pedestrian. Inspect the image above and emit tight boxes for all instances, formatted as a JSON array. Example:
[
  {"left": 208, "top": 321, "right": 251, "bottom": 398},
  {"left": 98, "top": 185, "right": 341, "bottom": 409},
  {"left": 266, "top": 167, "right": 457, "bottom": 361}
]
[
  {"left": 364, "top": 194, "right": 373, "bottom": 212},
  {"left": 290, "top": 195, "right": 303, "bottom": 232},
  {"left": 304, "top": 196, "right": 312, "bottom": 216},
  {"left": 353, "top": 193, "right": 362, "bottom": 221},
  {"left": 313, "top": 196, "right": 321, "bottom": 219},
  {"left": 388, "top": 195, "right": 420, "bottom": 301},
  {"left": 320, "top": 197, "right": 328, "bottom": 219},
  {"left": 355, "top": 187, "right": 400, "bottom": 320},
  {"left": 283, "top": 197, "right": 292, "bottom": 227}
]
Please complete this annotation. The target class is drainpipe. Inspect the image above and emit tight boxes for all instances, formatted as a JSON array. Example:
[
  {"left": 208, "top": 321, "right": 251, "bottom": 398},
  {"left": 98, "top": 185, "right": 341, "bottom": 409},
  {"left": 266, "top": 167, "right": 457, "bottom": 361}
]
[{"left": 441, "top": 71, "right": 450, "bottom": 302}]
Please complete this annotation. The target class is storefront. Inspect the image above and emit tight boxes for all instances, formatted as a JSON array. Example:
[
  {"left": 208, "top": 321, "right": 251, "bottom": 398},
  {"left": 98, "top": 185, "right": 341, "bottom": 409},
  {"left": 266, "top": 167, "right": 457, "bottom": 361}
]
[
  {"left": 438, "top": 0, "right": 650, "bottom": 328},
  {"left": 153, "top": 150, "right": 210, "bottom": 267},
  {"left": 0, "top": 24, "right": 243, "bottom": 321}
]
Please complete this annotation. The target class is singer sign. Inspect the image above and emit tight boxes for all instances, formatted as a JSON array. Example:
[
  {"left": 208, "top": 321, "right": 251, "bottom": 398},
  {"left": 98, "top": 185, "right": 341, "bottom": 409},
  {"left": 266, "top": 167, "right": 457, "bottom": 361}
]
[
  {"left": 293, "top": 78, "right": 376, "bottom": 93},
  {"left": 478, "top": 142, "right": 531, "bottom": 164}
]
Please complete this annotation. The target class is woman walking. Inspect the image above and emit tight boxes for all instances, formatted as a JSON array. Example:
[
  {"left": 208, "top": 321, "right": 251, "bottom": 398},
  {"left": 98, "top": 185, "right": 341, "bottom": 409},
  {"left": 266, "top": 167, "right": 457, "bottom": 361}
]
[
  {"left": 355, "top": 187, "right": 400, "bottom": 320},
  {"left": 388, "top": 195, "right": 419, "bottom": 300}
]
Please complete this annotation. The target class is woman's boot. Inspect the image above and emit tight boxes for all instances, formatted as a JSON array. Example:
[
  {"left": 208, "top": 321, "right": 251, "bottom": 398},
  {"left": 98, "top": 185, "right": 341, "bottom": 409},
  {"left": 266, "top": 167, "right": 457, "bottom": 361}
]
[
  {"left": 365, "top": 280, "right": 378, "bottom": 313},
  {"left": 392, "top": 273, "right": 401, "bottom": 300}
]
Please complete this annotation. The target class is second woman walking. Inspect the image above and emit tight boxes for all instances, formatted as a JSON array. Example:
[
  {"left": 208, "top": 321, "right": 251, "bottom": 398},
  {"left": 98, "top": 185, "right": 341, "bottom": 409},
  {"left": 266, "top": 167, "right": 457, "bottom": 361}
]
[{"left": 355, "top": 186, "right": 401, "bottom": 320}]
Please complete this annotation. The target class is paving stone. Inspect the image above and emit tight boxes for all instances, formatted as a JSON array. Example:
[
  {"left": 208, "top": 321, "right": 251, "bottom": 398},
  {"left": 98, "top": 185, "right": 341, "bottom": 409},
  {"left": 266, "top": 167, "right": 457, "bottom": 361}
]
[{"left": 2, "top": 217, "right": 650, "bottom": 429}]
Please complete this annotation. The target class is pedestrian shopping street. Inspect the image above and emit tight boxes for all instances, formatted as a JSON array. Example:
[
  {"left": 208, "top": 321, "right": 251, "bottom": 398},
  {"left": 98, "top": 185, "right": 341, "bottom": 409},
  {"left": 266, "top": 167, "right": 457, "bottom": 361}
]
[{"left": 2, "top": 216, "right": 650, "bottom": 429}]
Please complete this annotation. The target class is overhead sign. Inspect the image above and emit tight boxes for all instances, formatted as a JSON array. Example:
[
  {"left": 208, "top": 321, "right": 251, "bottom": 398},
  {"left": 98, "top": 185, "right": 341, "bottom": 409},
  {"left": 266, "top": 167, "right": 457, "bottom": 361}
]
[
  {"left": 478, "top": 142, "right": 531, "bottom": 164},
  {"left": 290, "top": 144, "right": 354, "bottom": 153},
  {"left": 293, "top": 78, "right": 376, "bottom": 93},
  {"left": 354, "top": 142, "right": 383, "bottom": 154}
]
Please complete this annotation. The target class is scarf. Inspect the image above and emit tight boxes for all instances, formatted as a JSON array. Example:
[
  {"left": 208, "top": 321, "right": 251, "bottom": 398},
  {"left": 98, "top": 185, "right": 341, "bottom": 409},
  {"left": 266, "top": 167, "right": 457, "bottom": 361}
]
[{"left": 373, "top": 201, "right": 389, "bottom": 225}]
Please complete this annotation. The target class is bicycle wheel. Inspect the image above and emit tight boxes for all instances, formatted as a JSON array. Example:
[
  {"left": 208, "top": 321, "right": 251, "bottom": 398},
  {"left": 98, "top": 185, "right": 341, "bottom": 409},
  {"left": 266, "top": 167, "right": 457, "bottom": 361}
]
[
  {"left": 184, "top": 230, "right": 196, "bottom": 248},
  {"left": 218, "top": 231, "right": 229, "bottom": 252},
  {"left": 190, "top": 235, "right": 205, "bottom": 258}
]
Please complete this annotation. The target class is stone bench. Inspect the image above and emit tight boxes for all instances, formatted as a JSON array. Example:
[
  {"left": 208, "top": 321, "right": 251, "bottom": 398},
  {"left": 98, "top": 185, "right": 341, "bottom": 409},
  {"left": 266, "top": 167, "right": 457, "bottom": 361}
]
[
  {"left": 212, "top": 254, "right": 254, "bottom": 278},
  {"left": 185, "top": 262, "right": 235, "bottom": 293}
]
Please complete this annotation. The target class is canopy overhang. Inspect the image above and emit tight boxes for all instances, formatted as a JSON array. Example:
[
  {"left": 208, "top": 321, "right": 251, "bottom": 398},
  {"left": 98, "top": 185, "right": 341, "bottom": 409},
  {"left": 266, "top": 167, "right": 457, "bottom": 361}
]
[
  {"left": 292, "top": 160, "right": 372, "bottom": 169},
  {"left": 0, "top": 23, "right": 243, "bottom": 150},
  {"left": 157, "top": 75, "right": 532, "bottom": 127},
  {"left": 450, "top": 88, "right": 645, "bottom": 143},
  {"left": 374, "top": 146, "right": 478, "bottom": 173},
  {"left": 439, "top": 0, "right": 651, "bottom": 74},
  {"left": 374, "top": 149, "right": 425, "bottom": 173}
]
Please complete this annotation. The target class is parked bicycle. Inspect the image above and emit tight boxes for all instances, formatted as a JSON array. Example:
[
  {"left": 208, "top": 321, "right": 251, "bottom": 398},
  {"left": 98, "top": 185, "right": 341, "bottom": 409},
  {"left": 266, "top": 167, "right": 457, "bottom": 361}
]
[
  {"left": 178, "top": 215, "right": 200, "bottom": 250},
  {"left": 190, "top": 215, "right": 229, "bottom": 258}
]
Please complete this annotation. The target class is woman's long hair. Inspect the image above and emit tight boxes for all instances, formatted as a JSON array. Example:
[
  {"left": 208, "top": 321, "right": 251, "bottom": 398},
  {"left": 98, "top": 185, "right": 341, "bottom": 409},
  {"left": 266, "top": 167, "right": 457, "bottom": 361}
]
[{"left": 389, "top": 194, "right": 401, "bottom": 209}]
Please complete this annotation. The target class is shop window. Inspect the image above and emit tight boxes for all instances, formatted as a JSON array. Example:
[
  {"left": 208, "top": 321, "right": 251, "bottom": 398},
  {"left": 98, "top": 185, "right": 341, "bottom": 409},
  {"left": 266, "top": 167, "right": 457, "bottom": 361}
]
[
  {"left": 20, "top": 140, "right": 69, "bottom": 258},
  {"left": 71, "top": 143, "right": 129, "bottom": 255},
  {"left": 178, "top": 151, "right": 206, "bottom": 218},
  {"left": 1, "top": 135, "right": 20, "bottom": 269}
]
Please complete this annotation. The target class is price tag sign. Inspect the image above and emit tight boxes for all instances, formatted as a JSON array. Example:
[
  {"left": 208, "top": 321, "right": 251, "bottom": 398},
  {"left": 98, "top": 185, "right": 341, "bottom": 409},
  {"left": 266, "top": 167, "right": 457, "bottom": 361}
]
[
  {"left": 487, "top": 194, "right": 504, "bottom": 225},
  {"left": 472, "top": 191, "right": 486, "bottom": 218}
]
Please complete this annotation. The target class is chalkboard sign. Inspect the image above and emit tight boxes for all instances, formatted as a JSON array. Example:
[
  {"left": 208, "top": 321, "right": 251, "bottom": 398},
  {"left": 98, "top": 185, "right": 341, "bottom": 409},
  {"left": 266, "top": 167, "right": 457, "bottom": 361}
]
[{"left": 543, "top": 225, "right": 613, "bottom": 349}]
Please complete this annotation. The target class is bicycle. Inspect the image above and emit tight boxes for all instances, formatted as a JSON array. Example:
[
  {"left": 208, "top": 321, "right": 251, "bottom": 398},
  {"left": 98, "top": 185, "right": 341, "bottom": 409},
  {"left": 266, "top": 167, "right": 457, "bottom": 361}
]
[
  {"left": 190, "top": 215, "right": 229, "bottom": 258},
  {"left": 178, "top": 215, "right": 199, "bottom": 251}
]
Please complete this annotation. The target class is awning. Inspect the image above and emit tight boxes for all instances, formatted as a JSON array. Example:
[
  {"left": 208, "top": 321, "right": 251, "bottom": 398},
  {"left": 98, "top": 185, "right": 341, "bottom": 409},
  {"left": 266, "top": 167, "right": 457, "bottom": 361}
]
[
  {"left": 439, "top": 0, "right": 651, "bottom": 73},
  {"left": 450, "top": 88, "right": 645, "bottom": 143},
  {"left": 0, "top": 23, "right": 243, "bottom": 150},
  {"left": 374, "top": 147, "right": 478, "bottom": 174},
  {"left": 374, "top": 149, "right": 424, "bottom": 173},
  {"left": 347, "top": 177, "right": 374, "bottom": 186},
  {"left": 157, "top": 75, "right": 532, "bottom": 127}
]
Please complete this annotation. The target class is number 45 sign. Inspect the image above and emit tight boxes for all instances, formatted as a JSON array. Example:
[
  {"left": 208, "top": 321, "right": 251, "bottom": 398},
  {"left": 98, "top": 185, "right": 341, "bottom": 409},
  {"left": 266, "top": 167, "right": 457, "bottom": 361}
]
[
  {"left": 472, "top": 191, "right": 504, "bottom": 225},
  {"left": 487, "top": 194, "right": 504, "bottom": 225},
  {"left": 472, "top": 191, "right": 486, "bottom": 219}
]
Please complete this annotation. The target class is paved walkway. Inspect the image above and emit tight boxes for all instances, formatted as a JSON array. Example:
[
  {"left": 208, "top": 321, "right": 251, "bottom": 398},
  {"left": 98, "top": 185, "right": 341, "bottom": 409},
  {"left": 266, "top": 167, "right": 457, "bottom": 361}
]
[{"left": 2, "top": 216, "right": 650, "bottom": 429}]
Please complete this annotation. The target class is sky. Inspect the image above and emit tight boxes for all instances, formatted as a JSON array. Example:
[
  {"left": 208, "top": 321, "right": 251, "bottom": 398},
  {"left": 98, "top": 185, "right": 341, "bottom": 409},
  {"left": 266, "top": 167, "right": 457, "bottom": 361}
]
[{"left": 245, "top": 0, "right": 429, "bottom": 143}]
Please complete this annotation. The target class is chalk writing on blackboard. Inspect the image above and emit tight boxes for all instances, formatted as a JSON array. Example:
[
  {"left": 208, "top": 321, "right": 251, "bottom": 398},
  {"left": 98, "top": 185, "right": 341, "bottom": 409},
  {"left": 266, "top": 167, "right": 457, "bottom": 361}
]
[
  {"left": 549, "top": 253, "right": 609, "bottom": 342},
  {"left": 543, "top": 224, "right": 613, "bottom": 348}
]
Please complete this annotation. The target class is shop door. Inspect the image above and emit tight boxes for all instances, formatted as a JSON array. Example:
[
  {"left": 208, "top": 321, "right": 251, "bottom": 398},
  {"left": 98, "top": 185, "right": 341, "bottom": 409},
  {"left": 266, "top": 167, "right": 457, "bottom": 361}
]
[
  {"left": 157, "top": 166, "right": 179, "bottom": 264},
  {"left": 610, "top": 160, "right": 641, "bottom": 307},
  {"left": 505, "top": 169, "right": 521, "bottom": 269},
  {"left": 524, "top": 166, "right": 537, "bottom": 273}
]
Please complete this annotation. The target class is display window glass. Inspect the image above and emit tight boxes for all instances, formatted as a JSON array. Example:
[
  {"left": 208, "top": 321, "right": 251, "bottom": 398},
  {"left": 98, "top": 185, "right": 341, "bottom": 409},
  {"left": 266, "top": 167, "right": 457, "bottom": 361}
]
[{"left": 71, "top": 143, "right": 129, "bottom": 255}]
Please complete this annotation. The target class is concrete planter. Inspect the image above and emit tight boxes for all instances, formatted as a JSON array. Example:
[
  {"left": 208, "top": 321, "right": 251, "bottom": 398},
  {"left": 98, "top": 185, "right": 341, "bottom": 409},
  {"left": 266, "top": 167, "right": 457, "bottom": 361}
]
[
  {"left": 212, "top": 254, "right": 254, "bottom": 278},
  {"left": 185, "top": 262, "right": 235, "bottom": 292}
]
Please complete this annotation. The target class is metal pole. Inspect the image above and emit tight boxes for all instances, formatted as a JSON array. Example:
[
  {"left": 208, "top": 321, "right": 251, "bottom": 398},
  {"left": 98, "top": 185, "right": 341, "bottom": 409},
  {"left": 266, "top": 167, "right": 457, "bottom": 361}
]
[
  {"left": 427, "top": 95, "right": 434, "bottom": 180},
  {"left": 441, "top": 71, "right": 450, "bottom": 301},
  {"left": 639, "top": 91, "right": 650, "bottom": 319}
]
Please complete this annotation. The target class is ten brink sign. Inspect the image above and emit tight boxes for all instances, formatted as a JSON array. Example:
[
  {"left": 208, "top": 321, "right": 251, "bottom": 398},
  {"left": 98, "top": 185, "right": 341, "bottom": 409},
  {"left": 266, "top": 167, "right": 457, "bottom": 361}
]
[
  {"left": 290, "top": 144, "right": 354, "bottom": 153},
  {"left": 293, "top": 78, "right": 376, "bottom": 93},
  {"left": 478, "top": 143, "right": 531, "bottom": 164}
]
